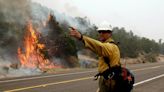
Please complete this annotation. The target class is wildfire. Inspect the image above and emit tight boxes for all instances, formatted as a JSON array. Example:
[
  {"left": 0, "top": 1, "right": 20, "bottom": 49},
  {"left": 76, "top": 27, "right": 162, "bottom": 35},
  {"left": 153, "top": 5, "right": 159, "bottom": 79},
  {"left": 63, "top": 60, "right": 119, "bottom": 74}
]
[{"left": 17, "top": 22, "right": 61, "bottom": 70}]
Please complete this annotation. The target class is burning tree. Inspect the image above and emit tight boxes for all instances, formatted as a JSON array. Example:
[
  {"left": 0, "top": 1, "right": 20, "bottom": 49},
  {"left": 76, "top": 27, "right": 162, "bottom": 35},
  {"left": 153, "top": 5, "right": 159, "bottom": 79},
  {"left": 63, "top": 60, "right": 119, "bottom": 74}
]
[{"left": 17, "top": 22, "right": 61, "bottom": 70}]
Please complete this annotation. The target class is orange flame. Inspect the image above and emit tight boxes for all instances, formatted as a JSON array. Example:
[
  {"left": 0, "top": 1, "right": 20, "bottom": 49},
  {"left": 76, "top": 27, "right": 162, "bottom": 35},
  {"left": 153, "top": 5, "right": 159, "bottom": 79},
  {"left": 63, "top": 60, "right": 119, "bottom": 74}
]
[{"left": 17, "top": 22, "right": 61, "bottom": 70}]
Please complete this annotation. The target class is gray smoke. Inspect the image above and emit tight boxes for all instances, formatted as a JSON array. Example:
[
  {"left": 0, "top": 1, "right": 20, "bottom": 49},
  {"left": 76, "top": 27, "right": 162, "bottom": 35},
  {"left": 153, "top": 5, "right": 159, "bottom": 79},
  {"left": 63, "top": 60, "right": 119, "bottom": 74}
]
[
  {"left": 0, "top": 0, "right": 48, "bottom": 78},
  {"left": 49, "top": 9, "right": 93, "bottom": 33},
  {"left": 0, "top": 0, "right": 31, "bottom": 24},
  {"left": 31, "top": 0, "right": 95, "bottom": 33},
  {"left": 0, "top": 0, "right": 32, "bottom": 63}
]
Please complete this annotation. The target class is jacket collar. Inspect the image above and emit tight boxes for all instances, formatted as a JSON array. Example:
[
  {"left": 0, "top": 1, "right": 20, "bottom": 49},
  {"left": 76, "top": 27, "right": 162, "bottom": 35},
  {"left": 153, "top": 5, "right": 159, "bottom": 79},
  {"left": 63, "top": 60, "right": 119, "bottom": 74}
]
[{"left": 104, "top": 37, "right": 114, "bottom": 43}]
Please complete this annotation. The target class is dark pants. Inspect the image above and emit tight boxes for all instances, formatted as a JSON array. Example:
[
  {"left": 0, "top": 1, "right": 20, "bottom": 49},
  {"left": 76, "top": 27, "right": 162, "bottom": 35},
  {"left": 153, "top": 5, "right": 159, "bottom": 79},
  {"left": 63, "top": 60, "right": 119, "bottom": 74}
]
[
  {"left": 99, "top": 76, "right": 132, "bottom": 92},
  {"left": 99, "top": 76, "right": 116, "bottom": 92}
]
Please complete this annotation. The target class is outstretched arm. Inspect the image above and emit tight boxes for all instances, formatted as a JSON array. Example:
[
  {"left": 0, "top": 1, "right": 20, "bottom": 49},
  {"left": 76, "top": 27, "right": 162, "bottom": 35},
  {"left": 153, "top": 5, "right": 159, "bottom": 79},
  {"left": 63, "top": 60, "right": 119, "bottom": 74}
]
[{"left": 69, "top": 27, "right": 112, "bottom": 57}]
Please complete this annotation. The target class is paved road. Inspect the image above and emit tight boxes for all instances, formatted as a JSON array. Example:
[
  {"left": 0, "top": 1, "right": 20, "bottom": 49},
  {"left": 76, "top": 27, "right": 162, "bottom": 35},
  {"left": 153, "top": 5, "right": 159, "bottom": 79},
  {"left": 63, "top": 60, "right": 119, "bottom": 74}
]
[{"left": 0, "top": 62, "right": 164, "bottom": 92}]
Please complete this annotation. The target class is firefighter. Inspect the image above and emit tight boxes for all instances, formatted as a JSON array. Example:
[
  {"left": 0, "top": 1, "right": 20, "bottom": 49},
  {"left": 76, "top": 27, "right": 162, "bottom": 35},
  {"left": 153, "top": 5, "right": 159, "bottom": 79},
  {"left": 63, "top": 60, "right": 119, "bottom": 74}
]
[{"left": 69, "top": 22, "right": 133, "bottom": 92}]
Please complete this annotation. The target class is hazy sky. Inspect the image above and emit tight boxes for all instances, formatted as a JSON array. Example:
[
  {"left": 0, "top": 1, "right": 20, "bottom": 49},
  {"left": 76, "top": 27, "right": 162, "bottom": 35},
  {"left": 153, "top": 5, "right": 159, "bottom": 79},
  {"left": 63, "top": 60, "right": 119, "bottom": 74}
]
[{"left": 33, "top": 0, "right": 164, "bottom": 42}]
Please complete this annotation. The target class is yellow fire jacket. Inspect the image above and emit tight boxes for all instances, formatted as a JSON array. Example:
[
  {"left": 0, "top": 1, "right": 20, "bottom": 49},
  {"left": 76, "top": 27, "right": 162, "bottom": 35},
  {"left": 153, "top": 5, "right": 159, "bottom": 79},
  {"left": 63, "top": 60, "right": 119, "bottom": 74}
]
[{"left": 82, "top": 36, "right": 121, "bottom": 73}]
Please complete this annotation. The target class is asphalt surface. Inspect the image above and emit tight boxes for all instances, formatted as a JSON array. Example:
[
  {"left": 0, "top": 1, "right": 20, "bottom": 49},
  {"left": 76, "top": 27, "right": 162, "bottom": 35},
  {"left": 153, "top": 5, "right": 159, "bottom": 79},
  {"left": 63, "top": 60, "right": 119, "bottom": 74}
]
[{"left": 0, "top": 62, "right": 164, "bottom": 92}]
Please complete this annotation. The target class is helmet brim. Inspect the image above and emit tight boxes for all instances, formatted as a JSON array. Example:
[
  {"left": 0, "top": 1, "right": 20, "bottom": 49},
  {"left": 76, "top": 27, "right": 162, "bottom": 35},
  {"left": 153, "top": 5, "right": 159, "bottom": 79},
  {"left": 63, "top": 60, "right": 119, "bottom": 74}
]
[{"left": 97, "top": 30, "right": 112, "bottom": 33}]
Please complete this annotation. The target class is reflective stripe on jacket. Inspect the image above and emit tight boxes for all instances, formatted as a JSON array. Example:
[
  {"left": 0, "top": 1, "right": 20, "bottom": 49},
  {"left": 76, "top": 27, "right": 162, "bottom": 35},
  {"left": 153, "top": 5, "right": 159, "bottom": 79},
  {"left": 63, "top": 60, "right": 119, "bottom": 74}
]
[{"left": 82, "top": 36, "right": 121, "bottom": 73}]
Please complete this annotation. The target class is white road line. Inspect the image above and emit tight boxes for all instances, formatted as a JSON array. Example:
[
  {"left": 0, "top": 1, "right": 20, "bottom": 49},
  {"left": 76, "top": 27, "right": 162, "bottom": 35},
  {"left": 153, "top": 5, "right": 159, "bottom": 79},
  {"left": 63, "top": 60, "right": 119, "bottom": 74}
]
[
  {"left": 132, "top": 66, "right": 161, "bottom": 72},
  {"left": 134, "top": 74, "right": 164, "bottom": 86},
  {"left": 0, "top": 70, "right": 96, "bottom": 83}
]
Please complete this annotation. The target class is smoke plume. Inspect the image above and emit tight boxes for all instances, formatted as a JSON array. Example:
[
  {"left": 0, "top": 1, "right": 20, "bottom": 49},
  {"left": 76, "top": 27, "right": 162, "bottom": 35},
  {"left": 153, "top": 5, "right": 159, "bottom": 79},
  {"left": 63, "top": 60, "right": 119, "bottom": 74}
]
[{"left": 0, "top": 0, "right": 32, "bottom": 63}]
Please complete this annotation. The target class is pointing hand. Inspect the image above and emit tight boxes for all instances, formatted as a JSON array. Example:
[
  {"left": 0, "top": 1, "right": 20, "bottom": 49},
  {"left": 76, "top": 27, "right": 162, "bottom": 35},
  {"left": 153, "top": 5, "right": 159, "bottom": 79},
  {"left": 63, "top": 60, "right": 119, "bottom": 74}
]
[{"left": 69, "top": 27, "right": 82, "bottom": 40}]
